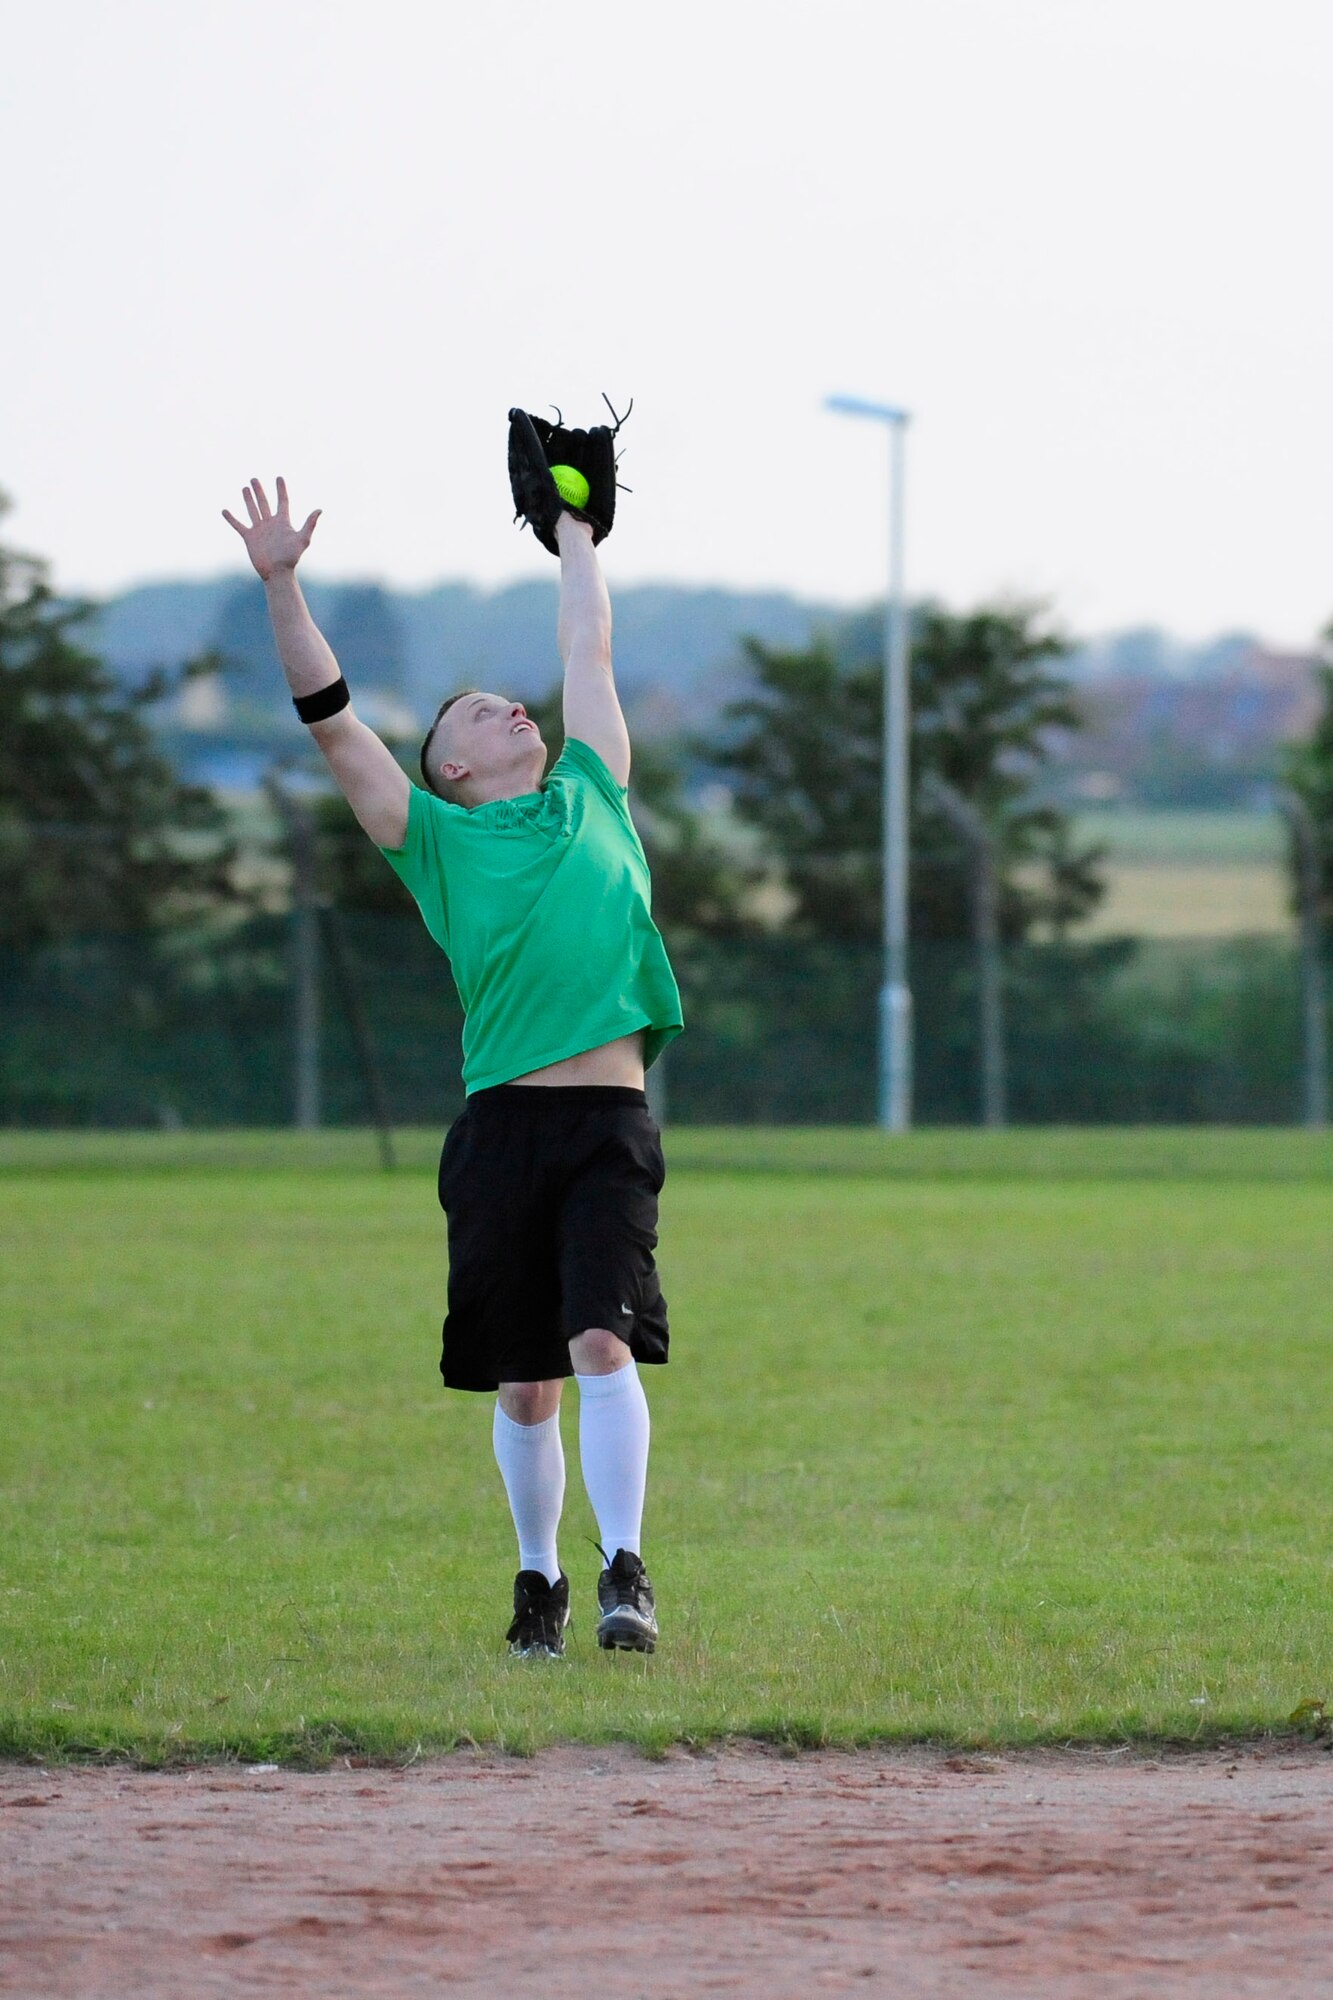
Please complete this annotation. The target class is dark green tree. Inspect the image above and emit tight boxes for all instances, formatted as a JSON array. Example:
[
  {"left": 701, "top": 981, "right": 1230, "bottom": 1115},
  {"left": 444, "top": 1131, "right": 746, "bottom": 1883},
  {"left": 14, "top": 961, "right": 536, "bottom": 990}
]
[
  {"left": 0, "top": 499, "right": 235, "bottom": 946},
  {"left": 708, "top": 633, "right": 878, "bottom": 941},
  {"left": 1282, "top": 640, "right": 1333, "bottom": 924},
  {"left": 310, "top": 774, "right": 417, "bottom": 915},
  {"left": 713, "top": 601, "right": 1106, "bottom": 944}
]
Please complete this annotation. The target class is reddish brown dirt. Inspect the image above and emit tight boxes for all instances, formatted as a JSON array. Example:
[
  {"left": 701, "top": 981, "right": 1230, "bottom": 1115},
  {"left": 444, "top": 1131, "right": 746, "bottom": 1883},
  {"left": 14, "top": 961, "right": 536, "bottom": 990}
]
[{"left": 2, "top": 1742, "right": 1331, "bottom": 1997}]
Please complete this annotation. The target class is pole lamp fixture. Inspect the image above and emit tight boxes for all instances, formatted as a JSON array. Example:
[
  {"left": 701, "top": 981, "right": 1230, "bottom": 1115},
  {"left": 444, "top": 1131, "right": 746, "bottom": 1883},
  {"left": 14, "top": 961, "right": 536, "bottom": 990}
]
[{"left": 825, "top": 394, "right": 913, "bottom": 1131}]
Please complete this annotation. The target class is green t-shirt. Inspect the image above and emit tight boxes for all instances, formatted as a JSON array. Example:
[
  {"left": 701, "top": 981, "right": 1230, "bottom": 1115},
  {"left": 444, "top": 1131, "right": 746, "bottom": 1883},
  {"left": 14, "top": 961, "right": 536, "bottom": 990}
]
[{"left": 378, "top": 737, "right": 684, "bottom": 1094}]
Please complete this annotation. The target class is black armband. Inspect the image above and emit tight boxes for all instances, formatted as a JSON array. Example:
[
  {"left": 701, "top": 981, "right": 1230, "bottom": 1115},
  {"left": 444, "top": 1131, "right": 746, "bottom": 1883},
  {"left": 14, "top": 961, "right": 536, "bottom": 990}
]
[{"left": 293, "top": 677, "right": 351, "bottom": 724}]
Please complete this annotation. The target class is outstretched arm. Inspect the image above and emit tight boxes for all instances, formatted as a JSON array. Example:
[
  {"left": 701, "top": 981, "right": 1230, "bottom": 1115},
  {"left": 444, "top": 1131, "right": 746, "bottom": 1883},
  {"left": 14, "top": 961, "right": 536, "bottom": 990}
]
[
  {"left": 223, "top": 478, "right": 410, "bottom": 848},
  {"left": 557, "top": 513, "right": 630, "bottom": 786}
]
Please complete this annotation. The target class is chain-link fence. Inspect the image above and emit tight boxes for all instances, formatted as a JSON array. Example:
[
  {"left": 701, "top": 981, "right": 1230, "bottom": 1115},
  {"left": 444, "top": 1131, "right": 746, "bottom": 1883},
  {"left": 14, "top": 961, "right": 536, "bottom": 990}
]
[{"left": 2, "top": 918, "right": 1328, "bottom": 1128}]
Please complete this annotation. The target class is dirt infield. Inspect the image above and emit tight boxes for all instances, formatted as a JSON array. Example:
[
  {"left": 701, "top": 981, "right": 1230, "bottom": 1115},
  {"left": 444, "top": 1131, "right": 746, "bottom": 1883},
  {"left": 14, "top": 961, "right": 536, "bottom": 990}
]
[{"left": 3, "top": 1742, "right": 1331, "bottom": 1997}]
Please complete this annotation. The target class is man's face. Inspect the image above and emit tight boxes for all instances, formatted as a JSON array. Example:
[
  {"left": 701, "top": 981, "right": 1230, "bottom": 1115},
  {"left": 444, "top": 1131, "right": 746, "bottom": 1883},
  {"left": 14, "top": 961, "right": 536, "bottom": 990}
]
[{"left": 435, "top": 692, "right": 546, "bottom": 798}]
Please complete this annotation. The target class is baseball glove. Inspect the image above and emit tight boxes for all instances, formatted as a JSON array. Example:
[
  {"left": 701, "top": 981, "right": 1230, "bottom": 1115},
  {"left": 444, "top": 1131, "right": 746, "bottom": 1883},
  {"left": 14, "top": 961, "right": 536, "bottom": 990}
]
[{"left": 506, "top": 396, "right": 630, "bottom": 555}]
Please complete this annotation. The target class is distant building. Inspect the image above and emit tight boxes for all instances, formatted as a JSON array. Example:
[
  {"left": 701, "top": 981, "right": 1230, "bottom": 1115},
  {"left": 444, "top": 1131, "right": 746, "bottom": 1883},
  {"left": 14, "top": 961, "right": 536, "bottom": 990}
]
[{"left": 1051, "top": 645, "right": 1319, "bottom": 809}]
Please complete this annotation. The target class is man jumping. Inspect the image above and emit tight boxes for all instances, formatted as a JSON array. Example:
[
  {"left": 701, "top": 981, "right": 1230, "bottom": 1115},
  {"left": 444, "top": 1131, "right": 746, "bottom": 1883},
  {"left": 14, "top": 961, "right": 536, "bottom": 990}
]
[{"left": 222, "top": 414, "right": 682, "bottom": 1658}]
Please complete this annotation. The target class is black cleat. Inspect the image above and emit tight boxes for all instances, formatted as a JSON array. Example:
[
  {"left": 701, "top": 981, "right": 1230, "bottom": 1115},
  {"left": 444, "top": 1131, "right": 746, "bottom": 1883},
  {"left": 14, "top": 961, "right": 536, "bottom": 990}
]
[
  {"left": 505, "top": 1569, "right": 570, "bottom": 1658},
  {"left": 595, "top": 1548, "right": 658, "bottom": 1654}
]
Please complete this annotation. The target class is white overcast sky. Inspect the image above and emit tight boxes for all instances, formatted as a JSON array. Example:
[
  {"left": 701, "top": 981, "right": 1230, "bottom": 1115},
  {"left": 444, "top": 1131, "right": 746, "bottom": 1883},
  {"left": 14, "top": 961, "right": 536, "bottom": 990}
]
[{"left": 4, "top": 0, "right": 1332, "bottom": 643}]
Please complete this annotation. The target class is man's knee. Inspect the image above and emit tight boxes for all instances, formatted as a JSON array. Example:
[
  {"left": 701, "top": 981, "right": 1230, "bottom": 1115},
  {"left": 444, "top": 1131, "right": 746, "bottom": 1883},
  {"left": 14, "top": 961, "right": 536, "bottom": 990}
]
[
  {"left": 569, "top": 1326, "right": 632, "bottom": 1375},
  {"left": 497, "top": 1379, "right": 563, "bottom": 1424}
]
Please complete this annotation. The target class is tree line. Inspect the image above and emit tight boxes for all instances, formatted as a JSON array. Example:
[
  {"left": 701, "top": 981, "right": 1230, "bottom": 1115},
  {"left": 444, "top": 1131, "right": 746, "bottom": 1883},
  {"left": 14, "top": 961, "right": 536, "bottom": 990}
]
[
  {"left": 3, "top": 492, "right": 1332, "bottom": 1125},
  {"left": 8, "top": 489, "right": 1331, "bottom": 944}
]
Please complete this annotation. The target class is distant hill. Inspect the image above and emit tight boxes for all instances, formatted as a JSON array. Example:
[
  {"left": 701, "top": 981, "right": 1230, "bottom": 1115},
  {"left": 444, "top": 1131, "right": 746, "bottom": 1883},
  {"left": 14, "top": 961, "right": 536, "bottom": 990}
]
[
  {"left": 88, "top": 575, "right": 840, "bottom": 737},
  {"left": 1064, "top": 626, "right": 1265, "bottom": 683},
  {"left": 87, "top": 578, "right": 1320, "bottom": 806}
]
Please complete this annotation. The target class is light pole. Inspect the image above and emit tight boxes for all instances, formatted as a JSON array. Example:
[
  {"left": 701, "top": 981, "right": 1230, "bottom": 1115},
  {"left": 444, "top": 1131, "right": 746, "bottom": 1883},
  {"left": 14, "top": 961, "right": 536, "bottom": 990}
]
[{"left": 826, "top": 393, "right": 913, "bottom": 1130}]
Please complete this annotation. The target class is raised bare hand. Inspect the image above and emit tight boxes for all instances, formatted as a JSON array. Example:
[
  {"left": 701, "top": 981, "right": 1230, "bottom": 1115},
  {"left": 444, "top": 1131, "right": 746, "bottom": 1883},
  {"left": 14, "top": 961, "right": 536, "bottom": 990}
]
[{"left": 222, "top": 477, "right": 321, "bottom": 580}]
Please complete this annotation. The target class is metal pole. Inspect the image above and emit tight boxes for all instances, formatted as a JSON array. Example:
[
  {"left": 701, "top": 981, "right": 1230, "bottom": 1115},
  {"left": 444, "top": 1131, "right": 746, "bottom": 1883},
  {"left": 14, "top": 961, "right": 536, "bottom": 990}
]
[
  {"left": 266, "top": 774, "right": 321, "bottom": 1132},
  {"left": 826, "top": 394, "right": 914, "bottom": 1131},
  {"left": 971, "top": 820, "right": 1006, "bottom": 1130},
  {"left": 880, "top": 416, "right": 913, "bottom": 1130},
  {"left": 320, "top": 903, "right": 396, "bottom": 1169},
  {"left": 922, "top": 775, "right": 1006, "bottom": 1127},
  {"left": 1284, "top": 795, "right": 1329, "bottom": 1128},
  {"left": 645, "top": 1047, "right": 668, "bottom": 1128},
  {"left": 289, "top": 806, "right": 322, "bottom": 1132}
]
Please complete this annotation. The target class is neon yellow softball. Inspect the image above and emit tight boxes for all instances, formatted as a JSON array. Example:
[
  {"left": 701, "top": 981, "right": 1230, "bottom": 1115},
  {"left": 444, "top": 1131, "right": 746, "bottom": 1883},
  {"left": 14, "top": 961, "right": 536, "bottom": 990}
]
[{"left": 549, "top": 464, "right": 590, "bottom": 510}]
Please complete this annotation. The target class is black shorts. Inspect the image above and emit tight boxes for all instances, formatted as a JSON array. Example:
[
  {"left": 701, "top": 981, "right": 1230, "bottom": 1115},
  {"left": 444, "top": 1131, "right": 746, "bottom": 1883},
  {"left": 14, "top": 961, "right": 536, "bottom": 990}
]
[{"left": 436, "top": 1083, "right": 669, "bottom": 1392}]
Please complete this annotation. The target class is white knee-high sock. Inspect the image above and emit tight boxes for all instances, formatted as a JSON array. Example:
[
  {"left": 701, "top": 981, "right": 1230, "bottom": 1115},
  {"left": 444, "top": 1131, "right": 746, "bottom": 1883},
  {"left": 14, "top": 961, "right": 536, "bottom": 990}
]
[
  {"left": 492, "top": 1406, "right": 565, "bottom": 1585},
  {"left": 576, "top": 1362, "right": 651, "bottom": 1560}
]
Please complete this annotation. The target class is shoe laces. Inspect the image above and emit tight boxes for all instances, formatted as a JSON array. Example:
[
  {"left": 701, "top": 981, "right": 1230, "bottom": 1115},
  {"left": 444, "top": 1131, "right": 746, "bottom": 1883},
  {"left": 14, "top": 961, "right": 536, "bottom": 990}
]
[
  {"left": 507, "top": 1572, "right": 565, "bottom": 1645},
  {"left": 596, "top": 1544, "right": 648, "bottom": 1607}
]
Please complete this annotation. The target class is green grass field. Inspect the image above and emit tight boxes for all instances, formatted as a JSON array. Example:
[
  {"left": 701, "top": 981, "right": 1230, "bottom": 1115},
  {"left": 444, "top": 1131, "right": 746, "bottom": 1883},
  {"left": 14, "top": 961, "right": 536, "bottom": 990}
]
[
  {"left": 1073, "top": 811, "right": 1286, "bottom": 865},
  {"left": 1069, "top": 810, "right": 1292, "bottom": 938},
  {"left": 2, "top": 1128, "right": 1331, "bottom": 1762}
]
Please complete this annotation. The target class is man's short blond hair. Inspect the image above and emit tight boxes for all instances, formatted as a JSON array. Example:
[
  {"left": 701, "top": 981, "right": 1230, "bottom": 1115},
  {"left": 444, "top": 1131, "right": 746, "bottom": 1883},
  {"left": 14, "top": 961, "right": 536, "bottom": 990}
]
[{"left": 419, "top": 689, "right": 480, "bottom": 805}]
